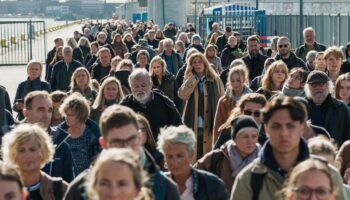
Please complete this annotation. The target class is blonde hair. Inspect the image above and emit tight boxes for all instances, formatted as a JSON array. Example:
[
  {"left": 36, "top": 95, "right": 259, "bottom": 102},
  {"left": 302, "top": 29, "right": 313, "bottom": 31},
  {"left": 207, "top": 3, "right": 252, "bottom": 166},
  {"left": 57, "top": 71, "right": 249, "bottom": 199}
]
[
  {"left": 26, "top": 59, "right": 43, "bottom": 77},
  {"left": 92, "top": 77, "right": 124, "bottom": 110},
  {"left": 59, "top": 92, "right": 91, "bottom": 122},
  {"left": 116, "top": 59, "right": 134, "bottom": 71},
  {"left": 226, "top": 64, "right": 249, "bottom": 89},
  {"left": 184, "top": 52, "right": 218, "bottom": 80},
  {"left": 262, "top": 60, "right": 288, "bottom": 92},
  {"left": 69, "top": 67, "right": 92, "bottom": 92},
  {"left": 149, "top": 56, "right": 167, "bottom": 76},
  {"left": 2, "top": 124, "right": 54, "bottom": 169}
]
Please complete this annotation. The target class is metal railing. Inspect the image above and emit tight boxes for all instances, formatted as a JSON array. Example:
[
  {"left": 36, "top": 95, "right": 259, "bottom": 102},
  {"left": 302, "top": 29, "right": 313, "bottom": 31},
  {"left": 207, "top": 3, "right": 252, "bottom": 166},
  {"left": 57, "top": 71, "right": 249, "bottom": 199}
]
[{"left": 0, "top": 20, "right": 46, "bottom": 66}]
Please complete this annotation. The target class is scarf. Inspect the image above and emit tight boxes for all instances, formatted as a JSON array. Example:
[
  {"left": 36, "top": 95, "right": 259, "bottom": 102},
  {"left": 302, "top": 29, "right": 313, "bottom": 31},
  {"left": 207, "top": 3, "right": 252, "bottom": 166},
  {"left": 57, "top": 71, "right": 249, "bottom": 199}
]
[
  {"left": 227, "top": 140, "right": 260, "bottom": 177},
  {"left": 281, "top": 85, "right": 305, "bottom": 97},
  {"left": 225, "top": 85, "right": 252, "bottom": 102}
]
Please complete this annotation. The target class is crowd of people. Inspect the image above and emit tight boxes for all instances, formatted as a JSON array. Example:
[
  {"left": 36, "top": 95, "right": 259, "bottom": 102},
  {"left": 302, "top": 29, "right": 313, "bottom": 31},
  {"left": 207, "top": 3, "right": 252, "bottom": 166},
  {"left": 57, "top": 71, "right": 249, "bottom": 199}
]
[{"left": 1, "top": 19, "right": 350, "bottom": 199}]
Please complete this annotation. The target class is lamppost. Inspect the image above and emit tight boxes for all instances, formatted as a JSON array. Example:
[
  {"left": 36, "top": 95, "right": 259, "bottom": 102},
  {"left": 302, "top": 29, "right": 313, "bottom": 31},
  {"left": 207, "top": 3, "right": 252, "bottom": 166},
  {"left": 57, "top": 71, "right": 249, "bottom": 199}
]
[{"left": 300, "top": 0, "right": 303, "bottom": 45}]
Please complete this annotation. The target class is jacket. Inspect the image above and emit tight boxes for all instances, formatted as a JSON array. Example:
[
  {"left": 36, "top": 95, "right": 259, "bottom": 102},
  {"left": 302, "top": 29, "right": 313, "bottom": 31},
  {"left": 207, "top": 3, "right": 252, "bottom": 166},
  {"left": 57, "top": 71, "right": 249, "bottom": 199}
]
[
  {"left": 274, "top": 52, "right": 306, "bottom": 71},
  {"left": 178, "top": 74, "right": 224, "bottom": 155},
  {"left": 335, "top": 140, "right": 350, "bottom": 182},
  {"left": 112, "top": 42, "right": 128, "bottom": 58},
  {"left": 50, "top": 59, "right": 82, "bottom": 91},
  {"left": 221, "top": 45, "right": 243, "bottom": 69},
  {"left": 242, "top": 53, "right": 268, "bottom": 81},
  {"left": 91, "top": 62, "right": 111, "bottom": 83},
  {"left": 159, "top": 51, "right": 183, "bottom": 75},
  {"left": 183, "top": 44, "right": 205, "bottom": 62},
  {"left": 295, "top": 42, "right": 327, "bottom": 61},
  {"left": 120, "top": 90, "right": 182, "bottom": 139},
  {"left": 166, "top": 168, "right": 228, "bottom": 200},
  {"left": 212, "top": 95, "right": 235, "bottom": 144},
  {"left": 46, "top": 47, "right": 57, "bottom": 80},
  {"left": 215, "top": 34, "right": 229, "bottom": 54},
  {"left": 72, "top": 47, "right": 84, "bottom": 64},
  {"left": 39, "top": 171, "right": 68, "bottom": 200}
]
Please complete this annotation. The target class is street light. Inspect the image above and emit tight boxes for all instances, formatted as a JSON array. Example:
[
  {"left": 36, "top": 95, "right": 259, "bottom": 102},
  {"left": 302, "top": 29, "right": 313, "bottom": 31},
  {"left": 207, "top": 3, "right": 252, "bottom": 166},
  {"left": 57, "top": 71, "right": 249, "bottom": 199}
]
[{"left": 300, "top": 0, "right": 303, "bottom": 45}]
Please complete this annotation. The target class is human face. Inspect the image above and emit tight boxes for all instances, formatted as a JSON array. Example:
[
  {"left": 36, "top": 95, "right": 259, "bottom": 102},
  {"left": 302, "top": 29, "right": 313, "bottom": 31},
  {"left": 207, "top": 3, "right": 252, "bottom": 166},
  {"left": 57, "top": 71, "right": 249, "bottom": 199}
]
[
  {"left": 326, "top": 55, "right": 342, "bottom": 73},
  {"left": 131, "top": 77, "right": 152, "bottom": 104},
  {"left": 65, "top": 110, "right": 82, "bottom": 128},
  {"left": 104, "top": 124, "right": 142, "bottom": 154},
  {"left": 289, "top": 170, "right": 334, "bottom": 200},
  {"left": 137, "top": 55, "right": 148, "bottom": 66},
  {"left": 96, "top": 161, "right": 140, "bottom": 200},
  {"left": 207, "top": 48, "right": 215, "bottom": 57},
  {"left": 151, "top": 62, "right": 163, "bottom": 77},
  {"left": 100, "top": 52, "right": 111, "bottom": 67},
  {"left": 228, "top": 37, "right": 237, "bottom": 48},
  {"left": 230, "top": 73, "right": 244, "bottom": 94},
  {"left": 277, "top": 39, "right": 290, "bottom": 57},
  {"left": 27, "top": 63, "right": 41, "bottom": 81},
  {"left": 163, "top": 142, "right": 193, "bottom": 178},
  {"left": 52, "top": 98, "right": 65, "bottom": 120},
  {"left": 91, "top": 45, "right": 98, "bottom": 54},
  {"left": 75, "top": 70, "right": 89, "bottom": 88},
  {"left": 15, "top": 140, "right": 43, "bottom": 172},
  {"left": 234, "top": 129, "right": 258, "bottom": 158},
  {"left": 55, "top": 39, "right": 63, "bottom": 48},
  {"left": 304, "top": 30, "right": 315, "bottom": 45},
  {"left": 148, "top": 31, "right": 155, "bottom": 39},
  {"left": 287, "top": 72, "right": 303, "bottom": 89},
  {"left": 316, "top": 54, "right": 326, "bottom": 71},
  {"left": 98, "top": 34, "right": 107, "bottom": 44},
  {"left": 0, "top": 180, "right": 23, "bottom": 200},
  {"left": 103, "top": 82, "right": 119, "bottom": 101},
  {"left": 309, "top": 82, "right": 329, "bottom": 104},
  {"left": 272, "top": 67, "right": 286, "bottom": 86},
  {"left": 137, "top": 121, "right": 147, "bottom": 145},
  {"left": 338, "top": 80, "right": 350, "bottom": 102},
  {"left": 242, "top": 102, "right": 263, "bottom": 124},
  {"left": 264, "top": 109, "right": 303, "bottom": 155},
  {"left": 25, "top": 97, "right": 52, "bottom": 129},
  {"left": 192, "top": 57, "right": 205, "bottom": 77},
  {"left": 164, "top": 42, "right": 174, "bottom": 52},
  {"left": 248, "top": 40, "right": 260, "bottom": 57},
  {"left": 62, "top": 49, "right": 73, "bottom": 61}
]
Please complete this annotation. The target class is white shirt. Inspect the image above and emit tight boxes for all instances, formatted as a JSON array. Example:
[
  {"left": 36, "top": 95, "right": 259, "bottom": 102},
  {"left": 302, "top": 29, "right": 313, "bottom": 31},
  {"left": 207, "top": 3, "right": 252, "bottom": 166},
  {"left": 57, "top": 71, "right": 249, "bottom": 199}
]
[{"left": 180, "top": 175, "right": 195, "bottom": 200}]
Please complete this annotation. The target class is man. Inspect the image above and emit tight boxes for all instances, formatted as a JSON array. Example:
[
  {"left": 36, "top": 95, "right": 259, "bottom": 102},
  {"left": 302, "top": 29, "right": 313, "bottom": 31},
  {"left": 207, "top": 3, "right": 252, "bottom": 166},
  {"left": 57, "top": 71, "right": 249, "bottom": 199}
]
[
  {"left": 129, "top": 39, "right": 156, "bottom": 64},
  {"left": 131, "top": 26, "right": 141, "bottom": 42},
  {"left": 233, "top": 31, "right": 246, "bottom": 51},
  {"left": 305, "top": 50, "right": 317, "bottom": 71},
  {"left": 64, "top": 105, "right": 181, "bottom": 200},
  {"left": 159, "top": 38, "right": 183, "bottom": 75},
  {"left": 120, "top": 68, "right": 182, "bottom": 140},
  {"left": 0, "top": 85, "right": 14, "bottom": 135},
  {"left": 295, "top": 27, "right": 327, "bottom": 62},
  {"left": 216, "top": 26, "right": 232, "bottom": 55},
  {"left": 22, "top": 91, "right": 75, "bottom": 182},
  {"left": 163, "top": 22, "right": 177, "bottom": 39},
  {"left": 230, "top": 96, "right": 347, "bottom": 200},
  {"left": 206, "top": 22, "right": 222, "bottom": 43},
  {"left": 73, "top": 30, "right": 81, "bottom": 43},
  {"left": 147, "top": 29, "right": 159, "bottom": 49},
  {"left": 50, "top": 46, "right": 82, "bottom": 91},
  {"left": 46, "top": 37, "right": 63, "bottom": 81},
  {"left": 305, "top": 71, "right": 350, "bottom": 146},
  {"left": 275, "top": 36, "right": 306, "bottom": 70},
  {"left": 91, "top": 47, "right": 112, "bottom": 83},
  {"left": 83, "top": 27, "right": 94, "bottom": 42},
  {"left": 242, "top": 35, "right": 268, "bottom": 81}
]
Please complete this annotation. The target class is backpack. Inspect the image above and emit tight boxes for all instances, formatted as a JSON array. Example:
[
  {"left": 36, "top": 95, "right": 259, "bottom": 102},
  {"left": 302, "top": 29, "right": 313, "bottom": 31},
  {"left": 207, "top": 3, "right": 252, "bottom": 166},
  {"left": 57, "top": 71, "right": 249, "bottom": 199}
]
[
  {"left": 52, "top": 177, "right": 63, "bottom": 200},
  {"left": 250, "top": 172, "right": 266, "bottom": 200}
]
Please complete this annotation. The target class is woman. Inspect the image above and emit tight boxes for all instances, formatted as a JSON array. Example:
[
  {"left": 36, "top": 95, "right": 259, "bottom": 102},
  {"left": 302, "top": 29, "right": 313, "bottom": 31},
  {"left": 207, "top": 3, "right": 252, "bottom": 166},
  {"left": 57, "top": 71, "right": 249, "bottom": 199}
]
[
  {"left": 149, "top": 56, "right": 180, "bottom": 110},
  {"left": 325, "top": 46, "right": 344, "bottom": 82},
  {"left": 283, "top": 159, "right": 336, "bottom": 200},
  {"left": 58, "top": 93, "right": 101, "bottom": 175},
  {"left": 136, "top": 50, "right": 150, "bottom": 70},
  {"left": 91, "top": 77, "right": 124, "bottom": 123},
  {"left": 177, "top": 32, "right": 190, "bottom": 48},
  {"left": 46, "top": 46, "right": 63, "bottom": 81},
  {"left": 86, "top": 41, "right": 99, "bottom": 71},
  {"left": 206, "top": 32, "right": 219, "bottom": 48},
  {"left": 69, "top": 67, "right": 97, "bottom": 104},
  {"left": 2, "top": 124, "right": 68, "bottom": 200},
  {"left": 109, "top": 56, "right": 123, "bottom": 74},
  {"left": 123, "top": 33, "right": 136, "bottom": 53},
  {"left": 175, "top": 40, "right": 186, "bottom": 59},
  {"left": 111, "top": 33, "right": 128, "bottom": 58},
  {"left": 178, "top": 52, "right": 224, "bottom": 158},
  {"left": 77, "top": 36, "right": 91, "bottom": 65},
  {"left": 315, "top": 51, "right": 327, "bottom": 72},
  {"left": 50, "top": 91, "right": 67, "bottom": 127},
  {"left": 257, "top": 60, "right": 288, "bottom": 100},
  {"left": 280, "top": 68, "right": 308, "bottom": 97},
  {"left": 213, "top": 65, "right": 252, "bottom": 144},
  {"left": 157, "top": 125, "right": 228, "bottom": 200},
  {"left": 86, "top": 149, "right": 152, "bottom": 200},
  {"left": 67, "top": 37, "right": 84, "bottom": 64},
  {"left": 205, "top": 44, "right": 222, "bottom": 74},
  {"left": 221, "top": 35, "right": 243, "bottom": 70},
  {"left": 155, "top": 30, "right": 165, "bottom": 41},
  {"left": 13, "top": 60, "right": 52, "bottom": 120},
  {"left": 196, "top": 115, "right": 261, "bottom": 194},
  {"left": 112, "top": 59, "right": 134, "bottom": 95},
  {"left": 0, "top": 161, "right": 27, "bottom": 200},
  {"left": 334, "top": 73, "right": 350, "bottom": 106}
]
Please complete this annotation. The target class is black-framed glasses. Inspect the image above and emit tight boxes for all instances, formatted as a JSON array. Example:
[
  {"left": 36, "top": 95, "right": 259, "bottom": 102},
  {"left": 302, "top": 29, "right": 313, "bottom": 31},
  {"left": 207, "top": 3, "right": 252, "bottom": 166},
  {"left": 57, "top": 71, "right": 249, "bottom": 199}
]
[
  {"left": 278, "top": 44, "right": 288, "bottom": 48},
  {"left": 243, "top": 110, "right": 261, "bottom": 117},
  {"left": 293, "top": 186, "right": 332, "bottom": 200}
]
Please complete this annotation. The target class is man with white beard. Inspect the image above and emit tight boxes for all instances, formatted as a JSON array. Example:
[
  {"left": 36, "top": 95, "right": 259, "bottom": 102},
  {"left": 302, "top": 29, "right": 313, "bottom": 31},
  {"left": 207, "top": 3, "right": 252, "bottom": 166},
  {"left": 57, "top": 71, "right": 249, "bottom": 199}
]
[
  {"left": 305, "top": 71, "right": 350, "bottom": 146},
  {"left": 120, "top": 68, "right": 182, "bottom": 140}
]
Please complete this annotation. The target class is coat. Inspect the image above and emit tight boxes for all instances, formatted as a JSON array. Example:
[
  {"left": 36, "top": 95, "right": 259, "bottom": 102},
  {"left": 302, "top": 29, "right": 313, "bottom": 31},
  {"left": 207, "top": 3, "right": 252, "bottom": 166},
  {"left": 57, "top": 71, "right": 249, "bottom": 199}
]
[
  {"left": 212, "top": 95, "right": 235, "bottom": 144},
  {"left": 178, "top": 74, "right": 224, "bottom": 154},
  {"left": 112, "top": 42, "right": 128, "bottom": 58},
  {"left": 335, "top": 140, "right": 350, "bottom": 182},
  {"left": 274, "top": 52, "right": 306, "bottom": 71},
  {"left": 242, "top": 53, "right": 268, "bottom": 81},
  {"left": 159, "top": 51, "right": 183, "bottom": 75},
  {"left": 50, "top": 59, "right": 82, "bottom": 91},
  {"left": 295, "top": 42, "right": 327, "bottom": 61},
  {"left": 221, "top": 45, "right": 243, "bottom": 69},
  {"left": 39, "top": 171, "right": 68, "bottom": 200}
]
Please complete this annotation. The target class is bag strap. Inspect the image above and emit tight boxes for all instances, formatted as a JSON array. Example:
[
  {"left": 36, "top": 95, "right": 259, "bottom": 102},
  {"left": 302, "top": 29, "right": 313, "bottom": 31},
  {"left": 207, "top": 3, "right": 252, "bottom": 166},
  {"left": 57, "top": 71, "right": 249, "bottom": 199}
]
[
  {"left": 52, "top": 177, "right": 63, "bottom": 200},
  {"left": 251, "top": 172, "right": 266, "bottom": 200}
]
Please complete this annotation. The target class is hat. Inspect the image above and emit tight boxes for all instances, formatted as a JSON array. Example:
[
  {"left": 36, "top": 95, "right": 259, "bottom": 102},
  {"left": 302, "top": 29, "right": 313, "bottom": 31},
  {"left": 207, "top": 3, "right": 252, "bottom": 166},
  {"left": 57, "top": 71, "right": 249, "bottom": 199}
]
[
  {"left": 138, "top": 39, "right": 150, "bottom": 49},
  {"left": 191, "top": 34, "right": 201, "bottom": 42},
  {"left": 231, "top": 116, "right": 258, "bottom": 139},
  {"left": 306, "top": 71, "right": 329, "bottom": 84}
]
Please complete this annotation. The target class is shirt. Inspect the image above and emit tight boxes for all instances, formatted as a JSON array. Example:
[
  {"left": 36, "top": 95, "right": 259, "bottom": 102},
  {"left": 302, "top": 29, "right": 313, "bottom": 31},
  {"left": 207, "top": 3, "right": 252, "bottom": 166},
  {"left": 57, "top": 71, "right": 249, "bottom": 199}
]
[{"left": 180, "top": 176, "right": 195, "bottom": 200}]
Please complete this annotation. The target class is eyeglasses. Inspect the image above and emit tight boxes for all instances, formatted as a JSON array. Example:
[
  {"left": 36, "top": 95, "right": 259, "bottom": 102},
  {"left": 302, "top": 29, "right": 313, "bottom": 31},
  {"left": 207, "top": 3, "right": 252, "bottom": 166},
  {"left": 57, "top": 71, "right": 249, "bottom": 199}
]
[
  {"left": 293, "top": 186, "right": 332, "bottom": 200},
  {"left": 108, "top": 134, "right": 140, "bottom": 147},
  {"left": 278, "top": 44, "right": 288, "bottom": 48},
  {"left": 243, "top": 110, "right": 261, "bottom": 117}
]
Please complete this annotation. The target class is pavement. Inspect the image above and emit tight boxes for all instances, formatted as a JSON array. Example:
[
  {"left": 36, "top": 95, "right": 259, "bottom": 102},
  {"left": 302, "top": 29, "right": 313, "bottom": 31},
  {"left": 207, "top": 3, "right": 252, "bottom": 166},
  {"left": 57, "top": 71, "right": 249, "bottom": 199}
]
[{"left": 0, "top": 24, "right": 83, "bottom": 105}]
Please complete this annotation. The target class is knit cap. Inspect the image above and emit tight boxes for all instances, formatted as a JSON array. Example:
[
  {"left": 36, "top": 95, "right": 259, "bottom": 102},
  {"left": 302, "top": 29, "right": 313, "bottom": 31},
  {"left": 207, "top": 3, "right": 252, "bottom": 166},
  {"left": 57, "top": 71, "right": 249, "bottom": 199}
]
[
  {"left": 191, "top": 34, "right": 201, "bottom": 42},
  {"left": 231, "top": 115, "right": 259, "bottom": 139}
]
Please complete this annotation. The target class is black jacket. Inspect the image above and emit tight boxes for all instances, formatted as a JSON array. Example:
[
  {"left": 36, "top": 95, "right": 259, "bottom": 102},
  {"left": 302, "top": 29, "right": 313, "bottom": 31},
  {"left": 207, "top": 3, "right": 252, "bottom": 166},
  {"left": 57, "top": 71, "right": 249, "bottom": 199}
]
[
  {"left": 220, "top": 45, "right": 243, "bottom": 69},
  {"left": 50, "top": 59, "right": 82, "bottom": 91},
  {"left": 242, "top": 53, "right": 268, "bottom": 81},
  {"left": 91, "top": 62, "right": 111, "bottom": 83},
  {"left": 274, "top": 52, "right": 306, "bottom": 71},
  {"left": 46, "top": 47, "right": 57, "bottom": 80},
  {"left": 120, "top": 90, "right": 182, "bottom": 139}
]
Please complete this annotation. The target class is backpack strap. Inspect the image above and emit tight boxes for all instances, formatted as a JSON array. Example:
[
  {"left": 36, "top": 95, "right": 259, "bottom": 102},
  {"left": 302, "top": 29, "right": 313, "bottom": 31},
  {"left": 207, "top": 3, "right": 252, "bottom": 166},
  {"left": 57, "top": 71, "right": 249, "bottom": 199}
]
[
  {"left": 209, "top": 149, "right": 223, "bottom": 176},
  {"left": 52, "top": 177, "right": 63, "bottom": 200},
  {"left": 250, "top": 172, "right": 266, "bottom": 200}
]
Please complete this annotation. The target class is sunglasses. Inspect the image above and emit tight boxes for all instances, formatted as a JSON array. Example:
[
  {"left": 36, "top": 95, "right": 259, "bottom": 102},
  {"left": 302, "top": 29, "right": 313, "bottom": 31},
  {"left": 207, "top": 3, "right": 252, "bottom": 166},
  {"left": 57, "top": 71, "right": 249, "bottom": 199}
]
[
  {"left": 278, "top": 44, "right": 288, "bottom": 48},
  {"left": 243, "top": 110, "right": 261, "bottom": 117}
]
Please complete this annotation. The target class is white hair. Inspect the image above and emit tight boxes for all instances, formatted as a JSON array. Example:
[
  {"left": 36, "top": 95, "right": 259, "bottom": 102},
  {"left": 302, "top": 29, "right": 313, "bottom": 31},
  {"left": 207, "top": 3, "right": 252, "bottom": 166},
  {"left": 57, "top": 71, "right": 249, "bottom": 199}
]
[
  {"left": 304, "top": 80, "right": 334, "bottom": 100},
  {"left": 303, "top": 27, "right": 315, "bottom": 36},
  {"left": 128, "top": 68, "right": 152, "bottom": 87},
  {"left": 163, "top": 38, "right": 174, "bottom": 46},
  {"left": 157, "top": 125, "right": 196, "bottom": 154}
]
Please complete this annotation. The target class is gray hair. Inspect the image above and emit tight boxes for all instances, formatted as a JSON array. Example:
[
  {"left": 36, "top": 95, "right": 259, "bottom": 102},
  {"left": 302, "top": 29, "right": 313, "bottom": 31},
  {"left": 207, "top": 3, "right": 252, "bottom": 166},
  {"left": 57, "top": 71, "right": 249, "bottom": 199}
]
[
  {"left": 128, "top": 68, "right": 152, "bottom": 87},
  {"left": 163, "top": 38, "right": 174, "bottom": 46},
  {"left": 185, "top": 48, "right": 199, "bottom": 63},
  {"left": 230, "top": 58, "right": 246, "bottom": 69},
  {"left": 306, "top": 50, "right": 318, "bottom": 61},
  {"left": 157, "top": 125, "right": 196, "bottom": 154},
  {"left": 67, "top": 37, "right": 78, "bottom": 49},
  {"left": 304, "top": 80, "right": 334, "bottom": 99},
  {"left": 303, "top": 27, "right": 315, "bottom": 36},
  {"left": 62, "top": 46, "right": 73, "bottom": 54},
  {"left": 98, "top": 47, "right": 111, "bottom": 56}
]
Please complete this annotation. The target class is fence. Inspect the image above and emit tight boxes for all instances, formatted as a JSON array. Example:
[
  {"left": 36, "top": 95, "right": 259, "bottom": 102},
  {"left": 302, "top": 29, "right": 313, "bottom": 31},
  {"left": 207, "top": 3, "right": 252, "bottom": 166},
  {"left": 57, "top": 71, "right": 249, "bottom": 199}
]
[{"left": 0, "top": 21, "right": 46, "bottom": 66}]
